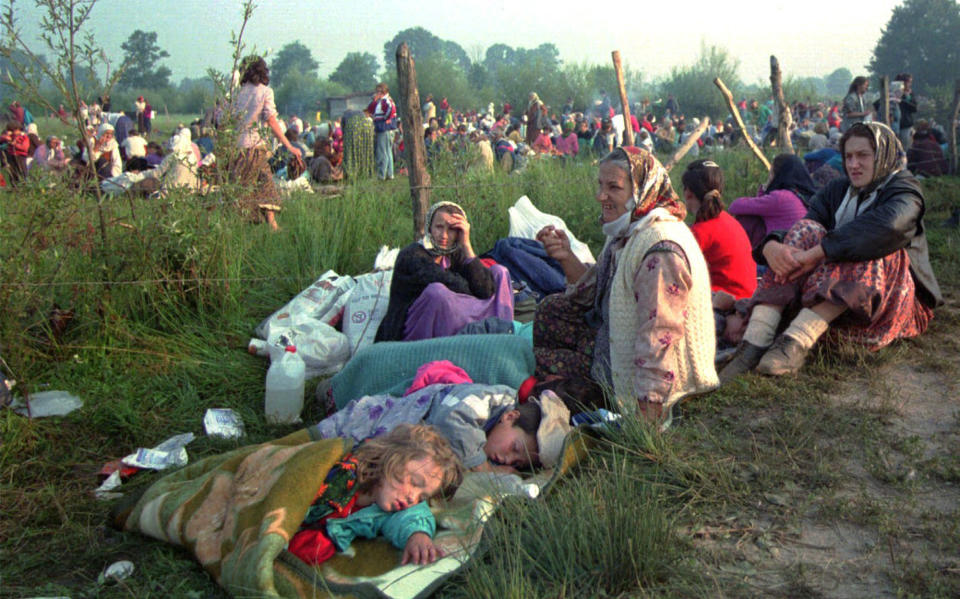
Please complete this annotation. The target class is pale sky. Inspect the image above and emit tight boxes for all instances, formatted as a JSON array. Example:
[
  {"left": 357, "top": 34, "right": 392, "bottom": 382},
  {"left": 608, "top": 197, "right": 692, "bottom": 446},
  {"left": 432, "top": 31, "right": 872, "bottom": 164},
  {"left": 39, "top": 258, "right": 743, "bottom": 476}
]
[{"left": 14, "top": 0, "right": 902, "bottom": 86}]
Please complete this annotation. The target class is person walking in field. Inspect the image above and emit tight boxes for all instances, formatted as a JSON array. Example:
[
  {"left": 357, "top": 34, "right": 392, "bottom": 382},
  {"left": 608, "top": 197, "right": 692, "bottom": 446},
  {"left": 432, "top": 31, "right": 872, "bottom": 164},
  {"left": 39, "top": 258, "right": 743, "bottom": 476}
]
[
  {"left": 367, "top": 82, "right": 397, "bottom": 180},
  {"left": 230, "top": 55, "right": 303, "bottom": 231}
]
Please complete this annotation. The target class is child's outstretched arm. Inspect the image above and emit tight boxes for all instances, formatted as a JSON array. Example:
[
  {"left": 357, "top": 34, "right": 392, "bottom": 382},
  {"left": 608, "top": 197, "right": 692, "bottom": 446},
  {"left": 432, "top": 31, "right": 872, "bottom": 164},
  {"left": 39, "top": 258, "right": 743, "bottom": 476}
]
[{"left": 402, "top": 531, "right": 444, "bottom": 565}]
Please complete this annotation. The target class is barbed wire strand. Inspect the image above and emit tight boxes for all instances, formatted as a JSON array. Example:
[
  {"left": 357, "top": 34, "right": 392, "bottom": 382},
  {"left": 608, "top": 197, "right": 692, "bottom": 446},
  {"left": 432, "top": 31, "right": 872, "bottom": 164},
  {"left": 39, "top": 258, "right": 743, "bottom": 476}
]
[{"left": 0, "top": 275, "right": 308, "bottom": 289}]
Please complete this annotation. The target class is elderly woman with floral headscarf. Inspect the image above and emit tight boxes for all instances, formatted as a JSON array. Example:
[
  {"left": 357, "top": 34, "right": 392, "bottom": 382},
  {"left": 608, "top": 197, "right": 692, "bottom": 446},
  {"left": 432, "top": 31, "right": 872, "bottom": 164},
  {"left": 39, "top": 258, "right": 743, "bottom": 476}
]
[
  {"left": 374, "top": 201, "right": 514, "bottom": 343},
  {"left": 721, "top": 122, "right": 942, "bottom": 381},
  {"left": 533, "top": 147, "right": 718, "bottom": 423}
]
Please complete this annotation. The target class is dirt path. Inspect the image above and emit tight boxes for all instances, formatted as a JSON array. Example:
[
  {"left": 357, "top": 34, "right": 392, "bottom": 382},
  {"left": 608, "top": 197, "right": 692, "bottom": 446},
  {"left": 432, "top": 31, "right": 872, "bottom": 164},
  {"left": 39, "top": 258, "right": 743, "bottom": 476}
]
[{"left": 691, "top": 300, "right": 960, "bottom": 598}]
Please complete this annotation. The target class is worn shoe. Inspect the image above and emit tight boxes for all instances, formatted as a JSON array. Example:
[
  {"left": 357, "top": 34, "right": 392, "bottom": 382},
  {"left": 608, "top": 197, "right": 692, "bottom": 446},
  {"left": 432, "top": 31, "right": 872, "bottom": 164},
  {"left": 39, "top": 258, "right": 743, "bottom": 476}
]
[
  {"left": 718, "top": 341, "right": 769, "bottom": 384},
  {"left": 756, "top": 334, "right": 809, "bottom": 376}
]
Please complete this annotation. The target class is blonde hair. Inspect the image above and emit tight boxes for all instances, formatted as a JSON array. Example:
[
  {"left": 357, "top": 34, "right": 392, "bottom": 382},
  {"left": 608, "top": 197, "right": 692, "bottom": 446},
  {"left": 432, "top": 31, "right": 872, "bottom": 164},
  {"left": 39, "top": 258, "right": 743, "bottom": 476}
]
[{"left": 354, "top": 424, "right": 463, "bottom": 496}]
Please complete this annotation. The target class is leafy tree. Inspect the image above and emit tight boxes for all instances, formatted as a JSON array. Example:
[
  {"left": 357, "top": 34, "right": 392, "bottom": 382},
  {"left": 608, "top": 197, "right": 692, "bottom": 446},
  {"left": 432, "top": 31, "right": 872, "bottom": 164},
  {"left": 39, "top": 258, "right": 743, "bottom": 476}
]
[
  {"left": 270, "top": 41, "right": 319, "bottom": 87},
  {"left": 275, "top": 68, "right": 347, "bottom": 117},
  {"left": 442, "top": 40, "right": 471, "bottom": 71},
  {"left": 781, "top": 76, "right": 824, "bottom": 104},
  {"left": 118, "top": 30, "right": 171, "bottom": 89},
  {"left": 481, "top": 43, "right": 564, "bottom": 112},
  {"left": 658, "top": 43, "right": 741, "bottom": 120},
  {"left": 483, "top": 43, "right": 515, "bottom": 71},
  {"left": 869, "top": 0, "right": 960, "bottom": 94},
  {"left": 556, "top": 62, "right": 645, "bottom": 117},
  {"left": 329, "top": 52, "right": 379, "bottom": 92},
  {"left": 382, "top": 27, "right": 469, "bottom": 74},
  {"left": 824, "top": 67, "right": 853, "bottom": 97},
  {"left": 409, "top": 53, "right": 473, "bottom": 111},
  {"left": 467, "top": 61, "right": 487, "bottom": 90}
]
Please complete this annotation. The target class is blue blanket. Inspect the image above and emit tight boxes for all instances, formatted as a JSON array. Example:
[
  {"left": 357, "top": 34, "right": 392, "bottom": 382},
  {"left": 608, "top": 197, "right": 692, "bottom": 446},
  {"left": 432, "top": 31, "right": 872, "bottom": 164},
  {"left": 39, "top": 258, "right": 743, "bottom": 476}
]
[
  {"left": 483, "top": 237, "right": 566, "bottom": 300},
  {"left": 331, "top": 334, "right": 535, "bottom": 408}
]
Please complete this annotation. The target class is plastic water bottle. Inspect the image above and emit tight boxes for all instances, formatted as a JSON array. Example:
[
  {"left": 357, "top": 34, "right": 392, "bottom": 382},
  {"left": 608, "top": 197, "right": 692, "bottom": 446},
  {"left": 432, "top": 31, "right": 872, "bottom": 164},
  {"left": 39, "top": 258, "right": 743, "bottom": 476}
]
[{"left": 264, "top": 345, "right": 305, "bottom": 424}]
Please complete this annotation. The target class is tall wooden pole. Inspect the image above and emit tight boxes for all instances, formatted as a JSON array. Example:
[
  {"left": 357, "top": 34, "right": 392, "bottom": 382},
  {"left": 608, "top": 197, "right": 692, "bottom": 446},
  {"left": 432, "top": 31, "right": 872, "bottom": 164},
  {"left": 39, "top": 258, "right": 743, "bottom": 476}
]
[
  {"left": 714, "top": 77, "right": 771, "bottom": 171},
  {"left": 611, "top": 51, "right": 634, "bottom": 147},
  {"left": 396, "top": 43, "right": 431, "bottom": 240},
  {"left": 949, "top": 79, "right": 960, "bottom": 175},
  {"left": 664, "top": 117, "right": 710, "bottom": 172},
  {"left": 880, "top": 75, "right": 890, "bottom": 126},
  {"left": 769, "top": 56, "right": 794, "bottom": 154}
]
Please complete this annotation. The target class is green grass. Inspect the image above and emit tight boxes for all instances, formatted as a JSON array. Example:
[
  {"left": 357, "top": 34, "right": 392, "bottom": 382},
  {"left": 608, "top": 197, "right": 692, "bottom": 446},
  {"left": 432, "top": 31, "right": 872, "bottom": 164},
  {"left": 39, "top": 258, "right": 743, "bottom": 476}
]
[{"left": 2, "top": 149, "right": 959, "bottom": 598}]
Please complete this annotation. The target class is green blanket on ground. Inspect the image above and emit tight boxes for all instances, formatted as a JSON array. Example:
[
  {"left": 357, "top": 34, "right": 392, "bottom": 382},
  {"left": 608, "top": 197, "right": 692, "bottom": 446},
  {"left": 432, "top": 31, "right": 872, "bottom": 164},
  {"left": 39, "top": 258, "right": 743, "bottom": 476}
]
[
  {"left": 114, "top": 429, "right": 589, "bottom": 599},
  {"left": 330, "top": 334, "right": 535, "bottom": 408}
]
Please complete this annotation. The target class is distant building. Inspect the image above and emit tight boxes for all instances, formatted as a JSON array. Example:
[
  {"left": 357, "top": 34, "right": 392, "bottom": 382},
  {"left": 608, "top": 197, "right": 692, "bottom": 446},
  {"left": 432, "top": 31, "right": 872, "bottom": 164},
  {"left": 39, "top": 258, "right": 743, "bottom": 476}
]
[{"left": 326, "top": 92, "right": 373, "bottom": 120}]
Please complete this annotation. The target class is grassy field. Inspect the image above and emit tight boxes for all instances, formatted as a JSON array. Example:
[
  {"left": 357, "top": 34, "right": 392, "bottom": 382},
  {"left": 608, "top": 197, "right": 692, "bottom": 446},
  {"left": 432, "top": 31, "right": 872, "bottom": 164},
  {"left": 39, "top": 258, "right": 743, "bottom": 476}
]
[{"left": 1, "top": 136, "right": 958, "bottom": 598}]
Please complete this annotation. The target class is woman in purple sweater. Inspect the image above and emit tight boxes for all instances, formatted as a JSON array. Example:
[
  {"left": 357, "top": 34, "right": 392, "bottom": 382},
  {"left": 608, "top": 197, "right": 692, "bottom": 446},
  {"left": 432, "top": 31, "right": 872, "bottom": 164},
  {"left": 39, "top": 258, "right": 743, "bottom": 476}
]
[{"left": 727, "top": 154, "right": 816, "bottom": 248}]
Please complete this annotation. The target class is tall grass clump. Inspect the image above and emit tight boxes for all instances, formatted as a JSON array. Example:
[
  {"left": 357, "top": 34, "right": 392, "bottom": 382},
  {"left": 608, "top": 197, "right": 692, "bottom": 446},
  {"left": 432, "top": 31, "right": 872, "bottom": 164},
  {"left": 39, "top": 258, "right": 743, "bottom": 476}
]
[{"left": 449, "top": 422, "right": 697, "bottom": 598}]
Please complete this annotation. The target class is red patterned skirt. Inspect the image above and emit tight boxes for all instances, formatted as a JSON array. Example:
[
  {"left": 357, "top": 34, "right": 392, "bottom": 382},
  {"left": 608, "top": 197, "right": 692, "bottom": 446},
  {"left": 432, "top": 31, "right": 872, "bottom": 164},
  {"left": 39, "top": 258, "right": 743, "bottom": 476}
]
[{"left": 752, "top": 219, "right": 933, "bottom": 351}]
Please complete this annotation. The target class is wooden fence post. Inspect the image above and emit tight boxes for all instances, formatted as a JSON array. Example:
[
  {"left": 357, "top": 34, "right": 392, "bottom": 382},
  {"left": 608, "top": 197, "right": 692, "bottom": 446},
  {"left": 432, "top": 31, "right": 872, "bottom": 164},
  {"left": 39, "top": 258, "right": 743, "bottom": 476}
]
[
  {"left": 664, "top": 117, "right": 710, "bottom": 171},
  {"left": 396, "top": 43, "right": 431, "bottom": 240},
  {"left": 769, "top": 56, "right": 793, "bottom": 154},
  {"left": 714, "top": 77, "right": 771, "bottom": 171},
  {"left": 611, "top": 50, "right": 634, "bottom": 147},
  {"left": 950, "top": 79, "right": 960, "bottom": 175},
  {"left": 880, "top": 75, "right": 890, "bottom": 126}
]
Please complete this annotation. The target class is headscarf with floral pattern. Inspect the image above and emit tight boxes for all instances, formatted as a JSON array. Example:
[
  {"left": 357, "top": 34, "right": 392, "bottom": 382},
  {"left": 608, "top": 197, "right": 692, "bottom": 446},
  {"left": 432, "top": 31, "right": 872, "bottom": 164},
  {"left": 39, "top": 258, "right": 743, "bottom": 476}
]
[{"left": 610, "top": 146, "right": 686, "bottom": 222}]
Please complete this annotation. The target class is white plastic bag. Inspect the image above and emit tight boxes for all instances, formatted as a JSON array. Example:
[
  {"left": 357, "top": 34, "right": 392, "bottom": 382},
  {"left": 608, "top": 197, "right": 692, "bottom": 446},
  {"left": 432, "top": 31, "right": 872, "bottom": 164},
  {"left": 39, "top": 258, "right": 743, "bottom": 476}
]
[
  {"left": 507, "top": 196, "right": 595, "bottom": 264},
  {"left": 254, "top": 270, "right": 355, "bottom": 339},
  {"left": 11, "top": 390, "right": 83, "bottom": 418},
  {"left": 262, "top": 314, "right": 350, "bottom": 378},
  {"left": 373, "top": 245, "right": 400, "bottom": 271},
  {"left": 341, "top": 270, "right": 392, "bottom": 356},
  {"left": 253, "top": 270, "right": 355, "bottom": 378}
]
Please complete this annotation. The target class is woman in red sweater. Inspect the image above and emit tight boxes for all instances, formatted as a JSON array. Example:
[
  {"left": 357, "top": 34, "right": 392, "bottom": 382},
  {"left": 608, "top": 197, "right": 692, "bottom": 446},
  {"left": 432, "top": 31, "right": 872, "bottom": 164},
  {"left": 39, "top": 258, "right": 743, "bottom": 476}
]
[{"left": 681, "top": 160, "right": 757, "bottom": 300}]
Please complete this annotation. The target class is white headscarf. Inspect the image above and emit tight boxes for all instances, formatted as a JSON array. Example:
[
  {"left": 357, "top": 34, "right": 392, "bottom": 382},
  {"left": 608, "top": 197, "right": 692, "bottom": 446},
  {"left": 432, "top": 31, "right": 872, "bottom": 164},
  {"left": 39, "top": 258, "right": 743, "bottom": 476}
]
[{"left": 168, "top": 127, "right": 197, "bottom": 165}]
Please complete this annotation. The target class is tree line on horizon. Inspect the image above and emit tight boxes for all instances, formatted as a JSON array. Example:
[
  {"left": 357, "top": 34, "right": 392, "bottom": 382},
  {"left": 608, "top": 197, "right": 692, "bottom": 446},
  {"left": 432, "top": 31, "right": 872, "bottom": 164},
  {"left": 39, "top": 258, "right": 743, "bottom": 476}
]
[{"left": 3, "top": 0, "right": 958, "bottom": 124}]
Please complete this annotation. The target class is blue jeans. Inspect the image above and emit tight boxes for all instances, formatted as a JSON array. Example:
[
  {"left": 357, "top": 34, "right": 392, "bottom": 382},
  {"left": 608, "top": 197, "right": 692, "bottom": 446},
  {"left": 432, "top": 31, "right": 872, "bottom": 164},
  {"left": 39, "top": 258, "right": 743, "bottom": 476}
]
[{"left": 375, "top": 130, "right": 394, "bottom": 179}]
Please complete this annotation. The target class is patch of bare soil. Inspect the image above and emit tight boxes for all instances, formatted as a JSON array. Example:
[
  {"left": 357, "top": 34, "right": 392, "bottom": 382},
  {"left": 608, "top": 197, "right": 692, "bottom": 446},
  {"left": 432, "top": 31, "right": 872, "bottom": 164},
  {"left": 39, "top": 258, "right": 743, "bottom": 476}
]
[{"left": 769, "top": 351, "right": 960, "bottom": 597}]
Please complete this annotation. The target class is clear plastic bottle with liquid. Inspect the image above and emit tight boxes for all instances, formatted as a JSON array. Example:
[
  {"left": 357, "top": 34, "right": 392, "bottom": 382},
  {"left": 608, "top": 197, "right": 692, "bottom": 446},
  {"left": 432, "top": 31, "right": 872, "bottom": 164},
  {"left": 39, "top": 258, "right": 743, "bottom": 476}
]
[{"left": 264, "top": 345, "right": 305, "bottom": 424}]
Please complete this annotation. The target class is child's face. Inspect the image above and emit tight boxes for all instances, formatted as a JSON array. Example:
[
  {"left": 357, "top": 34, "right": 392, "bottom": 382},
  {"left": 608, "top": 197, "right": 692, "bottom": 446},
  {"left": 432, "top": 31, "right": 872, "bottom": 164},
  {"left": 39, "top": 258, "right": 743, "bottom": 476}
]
[
  {"left": 484, "top": 410, "right": 539, "bottom": 468},
  {"left": 372, "top": 455, "right": 445, "bottom": 512}
]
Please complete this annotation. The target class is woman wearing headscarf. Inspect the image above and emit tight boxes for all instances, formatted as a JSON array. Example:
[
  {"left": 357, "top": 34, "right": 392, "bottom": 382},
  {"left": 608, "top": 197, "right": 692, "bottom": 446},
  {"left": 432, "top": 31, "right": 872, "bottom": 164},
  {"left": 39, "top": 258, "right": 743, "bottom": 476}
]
[
  {"left": 525, "top": 92, "right": 545, "bottom": 146},
  {"left": 727, "top": 153, "right": 816, "bottom": 249},
  {"left": 30, "top": 135, "right": 68, "bottom": 173},
  {"left": 374, "top": 201, "right": 514, "bottom": 342},
  {"left": 533, "top": 147, "right": 718, "bottom": 423},
  {"left": 554, "top": 120, "right": 579, "bottom": 157},
  {"left": 83, "top": 122, "right": 122, "bottom": 179},
  {"left": 721, "top": 122, "right": 942, "bottom": 381},
  {"left": 230, "top": 55, "right": 302, "bottom": 231},
  {"left": 140, "top": 127, "right": 200, "bottom": 194}
]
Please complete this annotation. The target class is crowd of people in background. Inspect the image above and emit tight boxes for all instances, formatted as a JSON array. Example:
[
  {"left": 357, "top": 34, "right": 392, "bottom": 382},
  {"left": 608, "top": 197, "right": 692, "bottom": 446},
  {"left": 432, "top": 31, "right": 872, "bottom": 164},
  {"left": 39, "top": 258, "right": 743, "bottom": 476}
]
[{"left": 2, "top": 71, "right": 956, "bottom": 211}]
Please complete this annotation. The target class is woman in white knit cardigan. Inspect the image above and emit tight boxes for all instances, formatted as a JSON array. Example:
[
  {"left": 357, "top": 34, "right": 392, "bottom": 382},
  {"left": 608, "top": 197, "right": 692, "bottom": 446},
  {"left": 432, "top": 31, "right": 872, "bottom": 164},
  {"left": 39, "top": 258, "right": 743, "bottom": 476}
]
[{"left": 533, "top": 147, "right": 718, "bottom": 424}]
